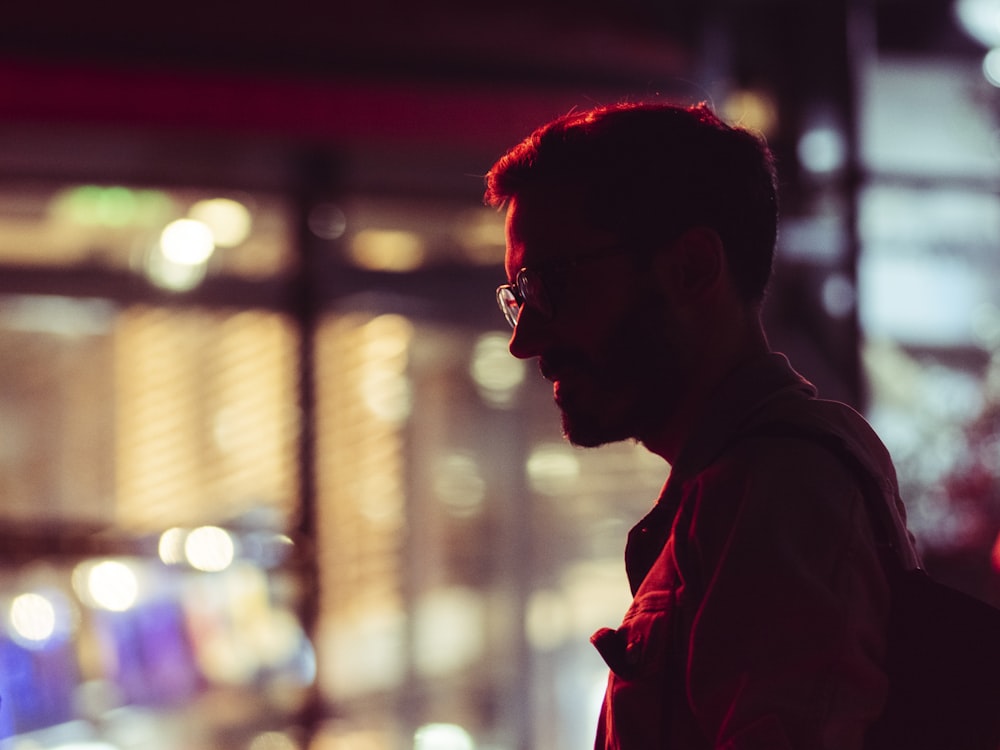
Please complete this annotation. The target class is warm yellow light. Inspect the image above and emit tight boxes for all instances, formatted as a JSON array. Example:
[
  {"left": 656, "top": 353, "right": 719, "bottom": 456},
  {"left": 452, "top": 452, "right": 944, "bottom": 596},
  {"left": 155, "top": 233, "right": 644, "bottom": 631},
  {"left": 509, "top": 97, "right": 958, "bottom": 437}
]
[
  {"left": 248, "top": 731, "right": 300, "bottom": 750},
  {"left": 433, "top": 453, "right": 486, "bottom": 517},
  {"left": 311, "top": 727, "right": 387, "bottom": 750},
  {"left": 470, "top": 332, "right": 525, "bottom": 408},
  {"left": 144, "top": 247, "right": 209, "bottom": 291},
  {"left": 413, "top": 588, "right": 485, "bottom": 676},
  {"left": 158, "top": 527, "right": 187, "bottom": 565},
  {"left": 360, "top": 315, "right": 414, "bottom": 422},
  {"left": 349, "top": 229, "right": 425, "bottom": 271},
  {"left": 55, "top": 185, "right": 105, "bottom": 225},
  {"left": 453, "top": 208, "right": 505, "bottom": 265},
  {"left": 721, "top": 89, "right": 779, "bottom": 137},
  {"left": 189, "top": 198, "right": 253, "bottom": 247},
  {"left": 526, "top": 444, "right": 581, "bottom": 495},
  {"left": 525, "top": 589, "right": 571, "bottom": 651},
  {"left": 320, "top": 606, "right": 407, "bottom": 698}
]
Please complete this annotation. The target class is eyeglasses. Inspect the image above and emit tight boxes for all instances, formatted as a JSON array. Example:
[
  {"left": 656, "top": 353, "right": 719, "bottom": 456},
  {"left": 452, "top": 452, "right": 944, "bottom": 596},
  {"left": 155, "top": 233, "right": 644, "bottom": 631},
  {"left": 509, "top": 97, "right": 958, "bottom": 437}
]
[{"left": 495, "top": 244, "right": 633, "bottom": 328}]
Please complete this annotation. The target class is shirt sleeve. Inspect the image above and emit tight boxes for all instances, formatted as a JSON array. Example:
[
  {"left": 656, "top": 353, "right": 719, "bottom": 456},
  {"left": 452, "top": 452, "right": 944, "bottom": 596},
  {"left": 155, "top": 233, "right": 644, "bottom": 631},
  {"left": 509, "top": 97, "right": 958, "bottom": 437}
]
[{"left": 677, "top": 436, "right": 891, "bottom": 750}]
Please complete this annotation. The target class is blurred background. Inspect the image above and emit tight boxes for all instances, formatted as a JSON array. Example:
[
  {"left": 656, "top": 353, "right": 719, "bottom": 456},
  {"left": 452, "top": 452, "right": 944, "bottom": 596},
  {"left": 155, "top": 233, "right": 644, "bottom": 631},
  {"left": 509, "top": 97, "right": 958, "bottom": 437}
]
[{"left": 0, "top": 0, "right": 997, "bottom": 748}]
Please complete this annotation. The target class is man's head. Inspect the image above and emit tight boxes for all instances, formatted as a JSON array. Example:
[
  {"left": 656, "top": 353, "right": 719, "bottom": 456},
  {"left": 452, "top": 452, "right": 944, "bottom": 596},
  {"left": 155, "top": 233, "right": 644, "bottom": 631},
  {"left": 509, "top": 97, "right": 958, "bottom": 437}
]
[
  {"left": 486, "top": 101, "right": 778, "bottom": 454},
  {"left": 486, "top": 101, "right": 778, "bottom": 305}
]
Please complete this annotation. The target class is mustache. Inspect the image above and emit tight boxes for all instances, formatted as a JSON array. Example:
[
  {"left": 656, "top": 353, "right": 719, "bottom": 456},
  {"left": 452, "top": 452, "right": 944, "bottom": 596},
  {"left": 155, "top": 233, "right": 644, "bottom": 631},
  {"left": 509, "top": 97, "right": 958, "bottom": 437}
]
[{"left": 539, "top": 350, "right": 593, "bottom": 381}]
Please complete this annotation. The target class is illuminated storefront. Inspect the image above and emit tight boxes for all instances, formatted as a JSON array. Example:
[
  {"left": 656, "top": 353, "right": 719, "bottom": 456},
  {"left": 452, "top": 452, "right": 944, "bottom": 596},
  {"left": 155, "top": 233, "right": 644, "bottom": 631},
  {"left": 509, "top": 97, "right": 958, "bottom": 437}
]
[{"left": 0, "top": 2, "right": 997, "bottom": 748}]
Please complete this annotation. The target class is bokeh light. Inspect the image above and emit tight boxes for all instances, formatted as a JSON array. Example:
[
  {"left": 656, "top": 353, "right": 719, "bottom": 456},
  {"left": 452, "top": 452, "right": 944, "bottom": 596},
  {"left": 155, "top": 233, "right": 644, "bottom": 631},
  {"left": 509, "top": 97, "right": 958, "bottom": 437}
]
[
  {"left": 798, "top": 126, "right": 847, "bottom": 174},
  {"left": 308, "top": 202, "right": 347, "bottom": 240},
  {"left": 349, "top": 229, "right": 425, "bottom": 271},
  {"left": 412, "top": 587, "right": 484, "bottom": 676},
  {"left": 956, "top": 0, "right": 1000, "bottom": 47},
  {"left": 158, "top": 527, "right": 187, "bottom": 565},
  {"left": 413, "top": 723, "right": 474, "bottom": 750},
  {"left": 821, "top": 273, "right": 856, "bottom": 318},
  {"left": 144, "top": 245, "right": 209, "bottom": 290},
  {"left": 452, "top": 207, "right": 505, "bottom": 265},
  {"left": 79, "top": 560, "right": 139, "bottom": 612},
  {"left": 9, "top": 591, "right": 57, "bottom": 645},
  {"left": 721, "top": 89, "right": 779, "bottom": 136},
  {"left": 470, "top": 332, "right": 525, "bottom": 408},
  {"left": 188, "top": 198, "right": 253, "bottom": 247},
  {"left": 433, "top": 453, "right": 486, "bottom": 518},
  {"left": 248, "top": 730, "right": 301, "bottom": 750},
  {"left": 185, "top": 526, "right": 236, "bottom": 572},
  {"left": 360, "top": 314, "right": 413, "bottom": 423},
  {"left": 983, "top": 48, "right": 1000, "bottom": 86},
  {"left": 526, "top": 444, "right": 581, "bottom": 495},
  {"left": 159, "top": 218, "right": 215, "bottom": 265},
  {"left": 525, "top": 589, "right": 571, "bottom": 651},
  {"left": 50, "top": 185, "right": 174, "bottom": 227}
]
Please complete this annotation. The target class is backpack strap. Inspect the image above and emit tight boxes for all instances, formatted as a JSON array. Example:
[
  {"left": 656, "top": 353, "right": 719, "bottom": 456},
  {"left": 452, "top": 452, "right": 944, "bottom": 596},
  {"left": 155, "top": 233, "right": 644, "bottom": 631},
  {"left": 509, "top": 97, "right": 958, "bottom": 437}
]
[{"left": 739, "top": 422, "right": 912, "bottom": 573}]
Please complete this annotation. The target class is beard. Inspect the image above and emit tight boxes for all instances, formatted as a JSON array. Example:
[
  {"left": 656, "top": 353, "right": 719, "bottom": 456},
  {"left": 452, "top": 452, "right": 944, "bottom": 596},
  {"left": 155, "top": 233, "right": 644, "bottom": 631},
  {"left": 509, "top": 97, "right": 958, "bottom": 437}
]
[{"left": 542, "top": 292, "right": 686, "bottom": 449}]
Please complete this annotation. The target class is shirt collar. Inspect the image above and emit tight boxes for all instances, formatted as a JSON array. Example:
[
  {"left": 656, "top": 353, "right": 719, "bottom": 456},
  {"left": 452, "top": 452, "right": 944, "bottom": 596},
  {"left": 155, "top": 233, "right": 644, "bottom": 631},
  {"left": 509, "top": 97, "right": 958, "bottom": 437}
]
[
  {"left": 667, "top": 351, "right": 817, "bottom": 484},
  {"left": 625, "top": 352, "right": 816, "bottom": 593}
]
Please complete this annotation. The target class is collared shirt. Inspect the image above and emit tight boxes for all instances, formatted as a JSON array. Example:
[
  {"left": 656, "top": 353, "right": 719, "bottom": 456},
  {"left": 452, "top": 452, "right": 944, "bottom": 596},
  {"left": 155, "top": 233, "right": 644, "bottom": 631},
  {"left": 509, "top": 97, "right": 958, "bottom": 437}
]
[{"left": 592, "top": 352, "right": 919, "bottom": 749}]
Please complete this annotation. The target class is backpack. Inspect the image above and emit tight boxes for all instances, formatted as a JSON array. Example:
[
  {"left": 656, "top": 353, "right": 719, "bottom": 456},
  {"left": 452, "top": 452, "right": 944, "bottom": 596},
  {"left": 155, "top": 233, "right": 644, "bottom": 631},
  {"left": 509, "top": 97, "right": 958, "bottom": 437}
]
[{"left": 754, "top": 424, "right": 1000, "bottom": 750}]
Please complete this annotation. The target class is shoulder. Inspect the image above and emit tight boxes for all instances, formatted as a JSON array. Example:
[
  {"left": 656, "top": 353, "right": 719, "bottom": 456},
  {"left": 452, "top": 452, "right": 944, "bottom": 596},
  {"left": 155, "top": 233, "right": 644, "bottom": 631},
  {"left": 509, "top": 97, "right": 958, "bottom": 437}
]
[
  {"left": 745, "top": 395, "right": 898, "bottom": 481},
  {"left": 695, "top": 430, "right": 863, "bottom": 502},
  {"left": 677, "top": 433, "right": 870, "bottom": 576}
]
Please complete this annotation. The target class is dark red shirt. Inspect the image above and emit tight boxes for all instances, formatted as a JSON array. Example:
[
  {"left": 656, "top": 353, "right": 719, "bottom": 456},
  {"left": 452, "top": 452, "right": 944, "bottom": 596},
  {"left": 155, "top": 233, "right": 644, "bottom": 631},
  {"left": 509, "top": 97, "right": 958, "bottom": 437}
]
[{"left": 592, "top": 353, "right": 919, "bottom": 749}]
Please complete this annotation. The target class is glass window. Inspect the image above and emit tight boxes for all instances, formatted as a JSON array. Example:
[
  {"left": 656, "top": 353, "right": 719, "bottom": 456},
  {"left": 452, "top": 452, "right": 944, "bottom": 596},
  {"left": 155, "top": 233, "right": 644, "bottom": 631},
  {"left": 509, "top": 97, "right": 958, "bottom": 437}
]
[
  {"left": 0, "top": 178, "right": 310, "bottom": 750},
  {"left": 0, "top": 182, "right": 296, "bottom": 286},
  {"left": 312, "top": 306, "right": 668, "bottom": 749},
  {"left": 860, "top": 57, "right": 1000, "bottom": 604}
]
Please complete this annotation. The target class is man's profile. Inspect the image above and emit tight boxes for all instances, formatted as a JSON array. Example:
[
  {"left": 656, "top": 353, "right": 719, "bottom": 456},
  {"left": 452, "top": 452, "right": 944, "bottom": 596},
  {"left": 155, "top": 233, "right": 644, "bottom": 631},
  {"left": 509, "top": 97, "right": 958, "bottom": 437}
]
[{"left": 485, "top": 102, "right": 919, "bottom": 749}]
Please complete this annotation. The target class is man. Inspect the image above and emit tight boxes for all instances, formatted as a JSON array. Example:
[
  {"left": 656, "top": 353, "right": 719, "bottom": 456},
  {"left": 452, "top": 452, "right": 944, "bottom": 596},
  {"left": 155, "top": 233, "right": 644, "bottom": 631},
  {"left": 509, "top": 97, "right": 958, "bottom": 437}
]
[{"left": 485, "top": 102, "right": 920, "bottom": 749}]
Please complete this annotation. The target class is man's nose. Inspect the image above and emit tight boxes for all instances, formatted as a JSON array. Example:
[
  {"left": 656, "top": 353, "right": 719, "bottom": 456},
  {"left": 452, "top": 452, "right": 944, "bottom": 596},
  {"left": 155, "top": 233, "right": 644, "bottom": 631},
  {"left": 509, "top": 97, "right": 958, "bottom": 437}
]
[{"left": 508, "top": 307, "right": 550, "bottom": 359}]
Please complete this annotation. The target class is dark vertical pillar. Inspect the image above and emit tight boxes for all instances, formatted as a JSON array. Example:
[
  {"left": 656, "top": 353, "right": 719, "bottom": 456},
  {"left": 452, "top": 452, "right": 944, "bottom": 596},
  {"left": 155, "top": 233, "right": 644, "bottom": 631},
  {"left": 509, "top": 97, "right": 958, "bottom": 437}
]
[
  {"left": 291, "top": 148, "right": 338, "bottom": 742},
  {"left": 844, "top": 0, "right": 878, "bottom": 410},
  {"left": 713, "top": 0, "right": 873, "bottom": 407}
]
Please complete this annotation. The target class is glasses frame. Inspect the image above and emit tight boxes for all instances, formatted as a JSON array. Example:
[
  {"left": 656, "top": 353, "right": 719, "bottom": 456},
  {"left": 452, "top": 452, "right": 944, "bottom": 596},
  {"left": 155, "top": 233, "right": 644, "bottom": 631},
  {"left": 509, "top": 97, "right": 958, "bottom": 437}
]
[{"left": 496, "top": 244, "right": 633, "bottom": 329}]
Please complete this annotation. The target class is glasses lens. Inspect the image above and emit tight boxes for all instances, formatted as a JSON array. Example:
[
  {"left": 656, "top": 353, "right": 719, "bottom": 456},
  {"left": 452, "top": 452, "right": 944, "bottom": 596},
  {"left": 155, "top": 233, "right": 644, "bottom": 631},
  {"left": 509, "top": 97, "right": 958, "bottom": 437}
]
[
  {"left": 517, "top": 271, "right": 551, "bottom": 318},
  {"left": 496, "top": 286, "right": 520, "bottom": 328}
]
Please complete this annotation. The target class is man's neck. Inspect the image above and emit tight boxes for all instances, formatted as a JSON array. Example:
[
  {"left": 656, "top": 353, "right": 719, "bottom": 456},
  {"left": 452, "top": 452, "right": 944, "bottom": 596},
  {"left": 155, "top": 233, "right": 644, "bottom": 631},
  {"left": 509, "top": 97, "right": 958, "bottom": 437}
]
[{"left": 641, "top": 321, "right": 770, "bottom": 464}]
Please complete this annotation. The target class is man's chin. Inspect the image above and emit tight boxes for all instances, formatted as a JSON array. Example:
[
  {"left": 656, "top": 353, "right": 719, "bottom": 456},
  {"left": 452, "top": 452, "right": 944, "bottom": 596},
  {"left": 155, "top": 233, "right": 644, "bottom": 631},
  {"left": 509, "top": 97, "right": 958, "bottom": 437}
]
[{"left": 560, "top": 411, "right": 629, "bottom": 448}]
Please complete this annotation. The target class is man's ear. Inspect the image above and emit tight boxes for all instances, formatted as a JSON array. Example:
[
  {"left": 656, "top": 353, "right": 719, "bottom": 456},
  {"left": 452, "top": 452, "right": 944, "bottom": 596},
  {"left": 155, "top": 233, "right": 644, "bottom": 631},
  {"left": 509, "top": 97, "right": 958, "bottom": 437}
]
[{"left": 652, "top": 226, "right": 725, "bottom": 301}]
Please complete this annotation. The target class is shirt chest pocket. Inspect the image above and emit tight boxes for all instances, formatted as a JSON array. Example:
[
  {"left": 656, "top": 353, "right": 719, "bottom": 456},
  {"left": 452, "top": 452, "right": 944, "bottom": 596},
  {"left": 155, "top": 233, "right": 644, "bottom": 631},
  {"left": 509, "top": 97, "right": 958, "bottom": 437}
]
[
  {"left": 592, "top": 590, "right": 680, "bottom": 747},
  {"left": 591, "top": 590, "right": 677, "bottom": 681}
]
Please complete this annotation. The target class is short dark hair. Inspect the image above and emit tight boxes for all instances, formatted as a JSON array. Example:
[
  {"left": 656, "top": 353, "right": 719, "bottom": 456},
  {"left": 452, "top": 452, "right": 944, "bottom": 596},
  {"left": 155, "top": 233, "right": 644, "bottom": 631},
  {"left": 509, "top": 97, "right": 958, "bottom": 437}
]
[{"left": 484, "top": 101, "right": 779, "bottom": 304}]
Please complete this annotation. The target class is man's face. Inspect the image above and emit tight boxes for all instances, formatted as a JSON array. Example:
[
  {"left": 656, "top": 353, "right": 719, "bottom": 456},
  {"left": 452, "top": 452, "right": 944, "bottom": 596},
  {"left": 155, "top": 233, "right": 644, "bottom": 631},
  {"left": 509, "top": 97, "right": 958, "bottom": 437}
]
[{"left": 504, "top": 189, "right": 691, "bottom": 448}]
